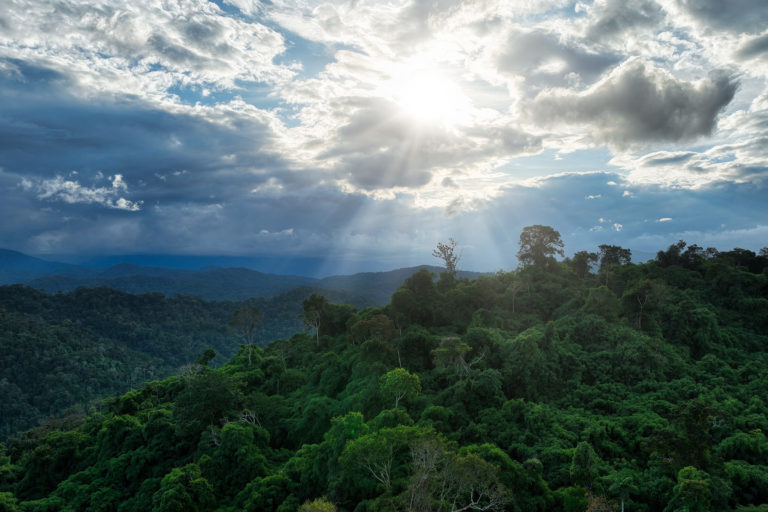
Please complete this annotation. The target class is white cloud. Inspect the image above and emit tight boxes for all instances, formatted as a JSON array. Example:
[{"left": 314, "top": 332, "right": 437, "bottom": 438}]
[
  {"left": 0, "top": 0, "right": 292, "bottom": 106},
  {"left": 612, "top": 136, "right": 768, "bottom": 188},
  {"left": 20, "top": 174, "right": 142, "bottom": 211}
]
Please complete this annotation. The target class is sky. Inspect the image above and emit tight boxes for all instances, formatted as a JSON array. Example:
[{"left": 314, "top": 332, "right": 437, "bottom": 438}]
[{"left": 1, "top": 0, "right": 767, "bottom": 275}]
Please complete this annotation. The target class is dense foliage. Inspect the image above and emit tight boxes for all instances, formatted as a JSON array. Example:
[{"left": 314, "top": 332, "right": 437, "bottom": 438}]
[
  {"left": 1, "top": 239, "right": 768, "bottom": 512},
  {"left": 0, "top": 285, "right": 368, "bottom": 438}
]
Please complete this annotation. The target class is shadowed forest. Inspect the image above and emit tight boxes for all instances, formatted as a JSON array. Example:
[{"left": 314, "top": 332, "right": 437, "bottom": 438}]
[{"left": 1, "top": 227, "right": 768, "bottom": 512}]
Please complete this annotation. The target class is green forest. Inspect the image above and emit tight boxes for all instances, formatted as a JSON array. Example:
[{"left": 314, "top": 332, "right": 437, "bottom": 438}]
[
  {"left": 0, "top": 283, "right": 375, "bottom": 439},
  {"left": 1, "top": 226, "right": 768, "bottom": 512}
]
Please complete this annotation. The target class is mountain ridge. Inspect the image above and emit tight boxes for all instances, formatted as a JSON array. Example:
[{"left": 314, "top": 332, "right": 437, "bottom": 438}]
[{"left": 1, "top": 248, "right": 488, "bottom": 304}]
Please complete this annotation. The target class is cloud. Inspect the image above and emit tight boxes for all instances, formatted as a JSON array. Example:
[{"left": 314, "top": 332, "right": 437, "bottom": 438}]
[
  {"left": 736, "top": 33, "right": 768, "bottom": 60},
  {"left": 584, "top": 0, "right": 665, "bottom": 41},
  {"left": 0, "top": 0, "right": 767, "bottom": 269},
  {"left": 665, "top": 0, "right": 768, "bottom": 35},
  {"left": 637, "top": 151, "right": 697, "bottom": 166},
  {"left": 613, "top": 136, "right": 768, "bottom": 187},
  {"left": 495, "top": 27, "right": 620, "bottom": 90},
  {"left": 0, "top": 0, "right": 291, "bottom": 103},
  {"left": 529, "top": 59, "right": 738, "bottom": 148},
  {"left": 292, "top": 90, "right": 541, "bottom": 191},
  {"left": 20, "top": 174, "right": 142, "bottom": 211},
  {"left": 0, "top": 55, "right": 292, "bottom": 203}
]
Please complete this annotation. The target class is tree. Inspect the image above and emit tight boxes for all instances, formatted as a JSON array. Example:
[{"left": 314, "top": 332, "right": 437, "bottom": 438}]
[
  {"left": 379, "top": 368, "right": 421, "bottom": 408},
  {"left": 656, "top": 240, "right": 687, "bottom": 267},
  {"left": 504, "top": 277, "right": 528, "bottom": 313},
  {"left": 231, "top": 306, "right": 262, "bottom": 366},
  {"left": 571, "top": 250, "right": 599, "bottom": 278},
  {"left": 299, "top": 497, "right": 337, "bottom": 512},
  {"left": 194, "top": 348, "right": 216, "bottom": 367},
  {"left": 663, "top": 466, "right": 712, "bottom": 512},
  {"left": 583, "top": 286, "right": 620, "bottom": 321},
  {"left": 407, "top": 440, "right": 509, "bottom": 512},
  {"left": 151, "top": 463, "right": 216, "bottom": 512},
  {"left": 598, "top": 245, "right": 631, "bottom": 269},
  {"left": 517, "top": 225, "right": 565, "bottom": 268},
  {"left": 340, "top": 425, "right": 428, "bottom": 492},
  {"left": 302, "top": 294, "right": 329, "bottom": 346},
  {"left": 173, "top": 371, "right": 238, "bottom": 439},
  {"left": 586, "top": 494, "right": 617, "bottom": 512},
  {"left": 431, "top": 337, "right": 473, "bottom": 377},
  {"left": 621, "top": 279, "right": 669, "bottom": 330},
  {"left": 0, "top": 492, "right": 20, "bottom": 512},
  {"left": 598, "top": 245, "right": 632, "bottom": 287},
  {"left": 433, "top": 238, "right": 460, "bottom": 276},
  {"left": 606, "top": 470, "right": 638, "bottom": 512},
  {"left": 350, "top": 314, "right": 397, "bottom": 345},
  {"left": 571, "top": 441, "right": 600, "bottom": 492}
]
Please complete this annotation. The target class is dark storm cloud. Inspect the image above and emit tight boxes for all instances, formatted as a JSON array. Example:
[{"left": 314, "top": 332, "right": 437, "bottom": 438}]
[
  {"left": 529, "top": 59, "right": 737, "bottom": 148},
  {"left": 673, "top": 0, "right": 768, "bottom": 34},
  {"left": 0, "top": 57, "right": 305, "bottom": 253},
  {"left": 0, "top": 57, "right": 285, "bottom": 197}
]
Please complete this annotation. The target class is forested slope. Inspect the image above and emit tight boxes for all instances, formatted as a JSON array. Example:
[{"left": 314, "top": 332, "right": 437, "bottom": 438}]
[
  {"left": 0, "top": 285, "right": 368, "bottom": 439},
  {"left": 1, "top": 239, "right": 767, "bottom": 512}
]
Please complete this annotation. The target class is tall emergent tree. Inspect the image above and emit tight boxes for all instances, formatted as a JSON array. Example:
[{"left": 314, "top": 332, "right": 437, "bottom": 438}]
[
  {"left": 432, "top": 238, "right": 460, "bottom": 276},
  {"left": 598, "top": 244, "right": 631, "bottom": 268},
  {"left": 231, "top": 306, "right": 262, "bottom": 366},
  {"left": 379, "top": 368, "right": 421, "bottom": 408},
  {"left": 302, "top": 294, "right": 329, "bottom": 346},
  {"left": 517, "top": 225, "right": 565, "bottom": 268}
]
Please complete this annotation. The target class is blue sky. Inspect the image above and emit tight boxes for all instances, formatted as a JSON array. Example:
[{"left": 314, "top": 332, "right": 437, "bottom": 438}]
[{"left": 1, "top": 0, "right": 767, "bottom": 275}]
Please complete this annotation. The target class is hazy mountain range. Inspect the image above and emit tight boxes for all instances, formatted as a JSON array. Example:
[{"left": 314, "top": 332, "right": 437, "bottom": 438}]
[{"left": 0, "top": 248, "right": 487, "bottom": 305}]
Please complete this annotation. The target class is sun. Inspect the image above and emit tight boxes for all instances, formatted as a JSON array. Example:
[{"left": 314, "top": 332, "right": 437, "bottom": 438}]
[{"left": 383, "top": 65, "right": 471, "bottom": 128}]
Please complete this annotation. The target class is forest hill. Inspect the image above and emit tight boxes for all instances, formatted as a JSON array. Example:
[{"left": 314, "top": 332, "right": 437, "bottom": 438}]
[{"left": 1, "top": 226, "right": 767, "bottom": 512}]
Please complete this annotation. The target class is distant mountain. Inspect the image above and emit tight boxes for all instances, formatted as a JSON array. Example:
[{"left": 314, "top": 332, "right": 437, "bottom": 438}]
[
  {"left": 2, "top": 248, "right": 489, "bottom": 304},
  {"left": 318, "top": 265, "right": 490, "bottom": 304},
  {"left": 27, "top": 266, "right": 317, "bottom": 301},
  {"left": 69, "top": 253, "right": 334, "bottom": 276},
  {"left": 27, "top": 264, "right": 488, "bottom": 304},
  {"left": 0, "top": 249, "right": 74, "bottom": 284}
]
